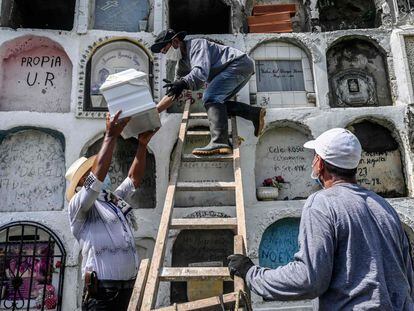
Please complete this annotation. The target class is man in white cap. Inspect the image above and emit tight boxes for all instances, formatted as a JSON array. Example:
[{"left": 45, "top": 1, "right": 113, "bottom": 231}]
[
  {"left": 228, "top": 128, "right": 414, "bottom": 309},
  {"left": 65, "top": 111, "right": 157, "bottom": 311}
]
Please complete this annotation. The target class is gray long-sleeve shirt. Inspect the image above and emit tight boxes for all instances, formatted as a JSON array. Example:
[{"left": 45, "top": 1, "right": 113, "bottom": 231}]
[
  {"left": 175, "top": 38, "right": 245, "bottom": 90},
  {"left": 246, "top": 183, "right": 414, "bottom": 310}
]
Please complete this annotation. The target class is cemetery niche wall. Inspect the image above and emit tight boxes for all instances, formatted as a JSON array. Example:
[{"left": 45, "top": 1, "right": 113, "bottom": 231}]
[
  {"left": 347, "top": 120, "right": 406, "bottom": 197},
  {"left": 86, "top": 136, "right": 156, "bottom": 208},
  {"left": 171, "top": 229, "right": 233, "bottom": 303},
  {"left": 0, "top": 36, "right": 72, "bottom": 113},
  {"left": 0, "top": 128, "right": 66, "bottom": 212},
  {"left": 255, "top": 124, "right": 318, "bottom": 201},
  {"left": 259, "top": 218, "right": 300, "bottom": 269},
  {"left": 82, "top": 40, "right": 152, "bottom": 115},
  {"left": 327, "top": 38, "right": 391, "bottom": 108},
  {"left": 249, "top": 40, "right": 315, "bottom": 109}
]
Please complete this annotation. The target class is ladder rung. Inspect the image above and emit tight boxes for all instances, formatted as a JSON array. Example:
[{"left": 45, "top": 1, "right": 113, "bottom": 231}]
[
  {"left": 176, "top": 181, "right": 236, "bottom": 191},
  {"left": 159, "top": 267, "right": 232, "bottom": 281},
  {"left": 170, "top": 217, "right": 238, "bottom": 230},
  {"left": 181, "top": 154, "right": 234, "bottom": 162},
  {"left": 186, "top": 130, "right": 210, "bottom": 136},
  {"left": 189, "top": 112, "right": 208, "bottom": 119}
]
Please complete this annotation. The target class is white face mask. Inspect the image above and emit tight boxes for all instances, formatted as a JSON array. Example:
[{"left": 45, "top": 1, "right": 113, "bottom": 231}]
[
  {"left": 165, "top": 44, "right": 182, "bottom": 61},
  {"left": 311, "top": 157, "right": 325, "bottom": 189}
]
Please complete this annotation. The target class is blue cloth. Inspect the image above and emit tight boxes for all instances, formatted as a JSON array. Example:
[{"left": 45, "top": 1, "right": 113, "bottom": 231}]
[{"left": 246, "top": 183, "right": 414, "bottom": 310}]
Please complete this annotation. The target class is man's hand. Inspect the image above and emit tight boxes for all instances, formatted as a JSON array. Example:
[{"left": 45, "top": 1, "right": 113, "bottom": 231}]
[
  {"left": 163, "top": 79, "right": 187, "bottom": 99},
  {"left": 106, "top": 111, "right": 130, "bottom": 138},
  {"left": 227, "top": 254, "right": 254, "bottom": 279},
  {"left": 138, "top": 128, "right": 159, "bottom": 146}
]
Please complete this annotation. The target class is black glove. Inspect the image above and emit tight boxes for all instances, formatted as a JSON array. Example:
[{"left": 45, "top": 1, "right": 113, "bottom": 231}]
[
  {"left": 227, "top": 254, "right": 254, "bottom": 279},
  {"left": 163, "top": 79, "right": 187, "bottom": 99}
]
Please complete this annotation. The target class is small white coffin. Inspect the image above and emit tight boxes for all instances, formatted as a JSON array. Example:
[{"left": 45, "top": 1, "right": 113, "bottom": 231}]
[{"left": 100, "top": 69, "right": 161, "bottom": 139}]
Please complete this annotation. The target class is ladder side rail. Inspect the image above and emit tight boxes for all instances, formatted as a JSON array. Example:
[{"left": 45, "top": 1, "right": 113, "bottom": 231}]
[
  {"left": 141, "top": 100, "right": 192, "bottom": 311},
  {"left": 127, "top": 258, "right": 150, "bottom": 311}
]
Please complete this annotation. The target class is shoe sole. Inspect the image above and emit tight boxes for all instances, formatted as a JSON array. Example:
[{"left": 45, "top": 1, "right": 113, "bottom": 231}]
[
  {"left": 255, "top": 108, "right": 266, "bottom": 137},
  {"left": 192, "top": 147, "right": 233, "bottom": 156}
]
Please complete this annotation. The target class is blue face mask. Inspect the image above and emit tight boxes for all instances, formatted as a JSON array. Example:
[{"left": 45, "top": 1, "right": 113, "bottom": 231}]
[
  {"left": 103, "top": 175, "right": 112, "bottom": 191},
  {"left": 311, "top": 158, "right": 325, "bottom": 189}
]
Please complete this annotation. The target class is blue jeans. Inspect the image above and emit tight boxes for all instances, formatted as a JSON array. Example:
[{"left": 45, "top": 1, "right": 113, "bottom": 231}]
[{"left": 203, "top": 55, "right": 254, "bottom": 104}]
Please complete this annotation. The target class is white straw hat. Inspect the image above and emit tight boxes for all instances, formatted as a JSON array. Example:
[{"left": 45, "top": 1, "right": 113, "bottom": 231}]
[{"left": 65, "top": 155, "right": 96, "bottom": 202}]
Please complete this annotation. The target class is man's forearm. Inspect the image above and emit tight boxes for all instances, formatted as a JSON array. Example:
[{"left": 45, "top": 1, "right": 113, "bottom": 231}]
[
  {"left": 92, "top": 134, "right": 117, "bottom": 181},
  {"left": 128, "top": 142, "right": 147, "bottom": 188},
  {"left": 157, "top": 95, "right": 175, "bottom": 113}
]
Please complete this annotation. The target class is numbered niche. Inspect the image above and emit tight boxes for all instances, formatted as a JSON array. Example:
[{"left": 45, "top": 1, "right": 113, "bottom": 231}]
[
  {"left": 255, "top": 124, "right": 318, "bottom": 201},
  {"left": 327, "top": 38, "right": 391, "bottom": 108},
  {"left": 249, "top": 41, "right": 315, "bottom": 108},
  {"left": 0, "top": 128, "right": 66, "bottom": 212},
  {"left": 86, "top": 136, "right": 156, "bottom": 208},
  {"left": 171, "top": 229, "right": 234, "bottom": 303},
  {"left": 83, "top": 40, "right": 152, "bottom": 114},
  {"left": 93, "top": 0, "right": 150, "bottom": 32},
  {"left": 347, "top": 120, "right": 406, "bottom": 197},
  {"left": 259, "top": 218, "right": 300, "bottom": 269},
  {"left": 0, "top": 36, "right": 72, "bottom": 113}
]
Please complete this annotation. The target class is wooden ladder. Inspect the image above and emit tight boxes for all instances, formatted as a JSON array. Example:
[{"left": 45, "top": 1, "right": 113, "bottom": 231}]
[{"left": 128, "top": 100, "right": 249, "bottom": 311}]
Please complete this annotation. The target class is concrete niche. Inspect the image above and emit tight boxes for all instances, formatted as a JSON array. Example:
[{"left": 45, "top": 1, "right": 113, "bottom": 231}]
[
  {"left": 169, "top": 0, "right": 231, "bottom": 34},
  {"left": 327, "top": 38, "right": 391, "bottom": 108},
  {"left": 255, "top": 125, "right": 317, "bottom": 201},
  {"left": 347, "top": 120, "right": 406, "bottom": 198},
  {"left": 171, "top": 229, "right": 233, "bottom": 303},
  {"left": 259, "top": 218, "right": 300, "bottom": 268},
  {"left": 0, "top": 128, "right": 66, "bottom": 212},
  {"left": 86, "top": 136, "right": 156, "bottom": 208},
  {"left": 0, "top": 36, "right": 72, "bottom": 113},
  {"left": 250, "top": 41, "right": 315, "bottom": 108}
]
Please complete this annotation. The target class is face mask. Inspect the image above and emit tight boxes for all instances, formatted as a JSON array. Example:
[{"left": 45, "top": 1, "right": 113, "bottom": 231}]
[
  {"left": 103, "top": 175, "right": 112, "bottom": 191},
  {"left": 165, "top": 44, "right": 182, "bottom": 61},
  {"left": 311, "top": 159, "right": 325, "bottom": 189}
]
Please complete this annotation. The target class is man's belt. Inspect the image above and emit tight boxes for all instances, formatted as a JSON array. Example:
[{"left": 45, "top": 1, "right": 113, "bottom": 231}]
[{"left": 98, "top": 279, "right": 136, "bottom": 290}]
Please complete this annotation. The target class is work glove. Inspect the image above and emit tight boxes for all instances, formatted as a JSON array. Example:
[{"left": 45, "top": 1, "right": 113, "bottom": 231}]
[
  {"left": 163, "top": 79, "right": 188, "bottom": 99},
  {"left": 227, "top": 254, "right": 254, "bottom": 279}
]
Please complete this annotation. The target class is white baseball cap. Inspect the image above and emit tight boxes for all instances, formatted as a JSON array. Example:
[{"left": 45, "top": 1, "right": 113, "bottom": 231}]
[{"left": 303, "top": 128, "right": 362, "bottom": 169}]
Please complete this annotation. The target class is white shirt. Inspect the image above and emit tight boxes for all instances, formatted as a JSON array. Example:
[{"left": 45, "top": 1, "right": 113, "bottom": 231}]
[{"left": 68, "top": 173, "right": 139, "bottom": 280}]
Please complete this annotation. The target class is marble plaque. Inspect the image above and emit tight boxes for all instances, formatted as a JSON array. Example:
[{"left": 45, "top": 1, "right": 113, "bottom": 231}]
[
  {"left": 259, "top": 218, "right": 300, "bottom": 268},
  {"left": 0, "top": 129, "right": 65, "bottom": 212},
  {"left": 405, "top": 36, "right": 414, "bottom": 93},
  {"left": 256, "top": 60, "right": 305, "bottom": 92}
]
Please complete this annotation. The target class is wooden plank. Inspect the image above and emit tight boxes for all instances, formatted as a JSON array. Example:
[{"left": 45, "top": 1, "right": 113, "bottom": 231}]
[
  {"left": 233, "top": 235, "right": 246, "bottom": 293},
  {"left": 170, "top": 217, "right": 238, "bottom": 230},
  {"left": 140, "top": 100, "right": 191, "bottom": 311},
  {"left": 186, "top": 130, "right": 211, "bottom": 136},
  {"left": 127, "top": 258, "right": 150, "bottom": 311},
  {"left": 247, "top": 12, "right": 290, "bottom": 26},
  {"left": 159, "top": 267, "right": 232, "bottom": 281},
  {"left": 252, "top": 4, "right": 296, "bottom": 16},
  {"left": 153, "top": 292, "right": 239, "bottom": 311},
  {"left": 176, "top": 181, "right": 236, "bottom": 191},
  {"left": 181, "top": 154, "right": 234, "bottom": 162},
  {"left": 189, "top": 112, "right": 208, "bottom": 119},
  {"left": 249, "top": 21, "right": 292, "bottom": 33}
]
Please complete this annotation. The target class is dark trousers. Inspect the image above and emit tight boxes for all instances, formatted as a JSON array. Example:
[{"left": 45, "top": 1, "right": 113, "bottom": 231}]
[{"left": 82, "top": 287, "right": 133, "bottom": 311}]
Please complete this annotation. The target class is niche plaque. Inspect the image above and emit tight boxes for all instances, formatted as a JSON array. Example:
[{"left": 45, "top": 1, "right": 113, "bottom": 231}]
[{"left": 256, "top": 60, "right": 305, "bottom": 92}]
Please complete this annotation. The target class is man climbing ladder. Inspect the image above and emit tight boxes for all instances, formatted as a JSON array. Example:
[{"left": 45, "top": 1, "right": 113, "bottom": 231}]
[{"left": 152, "top": 29, "right": 266, "bottom": 156}]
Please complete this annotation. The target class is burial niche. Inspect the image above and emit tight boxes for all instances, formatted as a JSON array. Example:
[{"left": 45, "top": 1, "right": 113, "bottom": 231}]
[
  {"left": 0, "top": 128, "right": 66, "bottom": 212},
  {"left": 327, "top": 38, "right": 391, "bottom": 108},
  {"left": 171, "top": 229, "right": 233, "bottom": 303},
  {"left": 169, "top": 0, "right": 231, "bottom": 34},
  {"left": 94, "top": 0, "right": 150, "bottom": 32},
  {"left": 318, "top": 0, "right": 378, "bottom": 31},
  {"left": 0, "top": 36, "right": 72, "bottom": 113},
  {"left": 255, "top": 125, "right": 317, "bottom": 201},
  {"left": 347, "top": 120, "right": 406, "bottom": 197},
  {"left": 84, "top": 40, "right": 152, "bottom": 112},
  {"left": 86, "top": 136, "right": 156, "bottom": 208},
  {"left": 0, "top": 0, "right": 75, "bottom": 30},
  {"left": 259, "top": 218, "right": 300, "bottom": 268},
  {"left": 250, "top": 41, "right": 315, "bottom": 108}
]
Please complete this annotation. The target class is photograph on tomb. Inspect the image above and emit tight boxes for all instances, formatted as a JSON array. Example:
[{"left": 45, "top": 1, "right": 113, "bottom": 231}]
[
  {"left": 0, "top": 36, "right": 72, "bottom": 113},
  {"left": 85, "top": 40, "right": 151, "bottom": 111},
  {"left": 171, "top": 229, "right": 233, "bottom": 303},
  {"left": 404, "top": 36, "right": 414, "bottom": 95},
  {"left": 0, "top": 129, "right": 66, "bottom": 212},
  {"left": 347, "top": 120, "right": 406, "bottom": 197},
  {"left": 94, "top": 0, "right": 150, "bottom": 32},
  {"left": 255, "top": 126, "right": 318, "bottom": 201},
  {"left": 250, "top": 41, "right": 315, "bottom": 108},
  {"left": 259, "top": 218, "right": 300, "bottom": 269},
  {"left": 327, "top": 38, "right": 391, "bottom": 108},
  {"left": 86, "top": 136, "right": 156, "bottom": 208}
]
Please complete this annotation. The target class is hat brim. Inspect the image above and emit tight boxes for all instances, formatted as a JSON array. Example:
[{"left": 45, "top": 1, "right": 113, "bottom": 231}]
[
  {"left": 303, "top": 140, "right": 316, "bottom": 149},
  {"left": 150, "top": 31, "right": 187, "bottom": 53},
  {"left": 66, "top": 155, "right": 97, "bottom": 202}
]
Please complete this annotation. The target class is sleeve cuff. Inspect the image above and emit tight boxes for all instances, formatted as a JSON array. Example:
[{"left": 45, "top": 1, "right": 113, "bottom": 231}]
[
  {"left": 245, "top": 265, "right": 257, "bottom": 289},
  {"left": 83, "top": 173, "right": 103, "bottom": 193}
]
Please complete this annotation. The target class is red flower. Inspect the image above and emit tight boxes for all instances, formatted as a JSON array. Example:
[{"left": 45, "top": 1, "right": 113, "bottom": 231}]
[{"left": 55, "top": 261, "right": 61, "bottom": 269}]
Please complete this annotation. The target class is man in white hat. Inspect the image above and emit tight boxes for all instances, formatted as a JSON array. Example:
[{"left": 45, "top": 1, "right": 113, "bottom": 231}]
[
  {"left": 228, "top": 128, "right": 414, "bottom": 309},
  {"left": 65, "top": 111, "right": 157, "bottom": 311}
]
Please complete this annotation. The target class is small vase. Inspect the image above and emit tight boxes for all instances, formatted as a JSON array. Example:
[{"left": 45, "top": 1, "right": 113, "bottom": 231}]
[
  {"left": 139, "top": 20, "right": 148, "bottom": 32},
  {"left": 256, "top": 187, "right": 279, "bottom": 201}
]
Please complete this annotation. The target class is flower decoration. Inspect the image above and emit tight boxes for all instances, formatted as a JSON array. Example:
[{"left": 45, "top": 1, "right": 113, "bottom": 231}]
[{"left": 262, "top": 175, "right": 286, "bottom": 190}]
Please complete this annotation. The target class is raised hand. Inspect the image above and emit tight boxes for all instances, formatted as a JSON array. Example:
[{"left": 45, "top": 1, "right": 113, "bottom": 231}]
[
  {"left": 138, "top": 128, "right": 159, "bottom": 146},
  {"left": 163, "top": 79, "right": 187, "bottom": 99},
  {"left": 106, "top": 111, "right": 130, "bottom": 138}
]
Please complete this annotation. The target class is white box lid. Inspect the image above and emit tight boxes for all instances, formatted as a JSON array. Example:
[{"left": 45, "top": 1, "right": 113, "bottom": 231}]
[{"left": 100, "top": 69, "right": 148, "bottom": 91}]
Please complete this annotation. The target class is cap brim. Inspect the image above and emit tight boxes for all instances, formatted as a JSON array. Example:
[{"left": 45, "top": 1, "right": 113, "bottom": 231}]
[
  {"left": 65, "top": 155, "right": 97, "bottom": 202},
  {"left": 150, "top": 31, "right": 187, "bottom": 53},
  {"left": 303, "top": 140, "right": 316, "bottom": 149}
]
